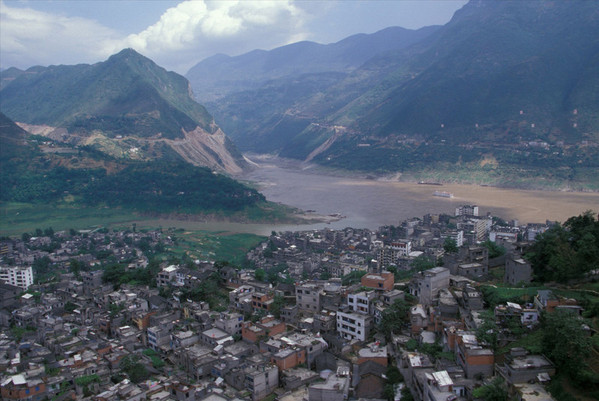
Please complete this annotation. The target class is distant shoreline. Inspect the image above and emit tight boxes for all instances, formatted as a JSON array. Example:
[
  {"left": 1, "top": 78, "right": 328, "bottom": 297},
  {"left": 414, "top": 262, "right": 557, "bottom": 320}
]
[{"left": 241, "top": 153, "right": 599, "bottom": 193}]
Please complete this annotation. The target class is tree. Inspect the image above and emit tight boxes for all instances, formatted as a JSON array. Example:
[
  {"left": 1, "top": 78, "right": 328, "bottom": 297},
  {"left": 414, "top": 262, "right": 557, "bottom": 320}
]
[
  {"left": 341, "top": 270, "right": 367, "bottom": 285},
  {"left": 254, "top": 268, "right": 266, "bottom": 282},
  {"left": 400, "top": 386, "right": 414, "bottom": 401},
  {"left": 541, "top": 309, "right": 591, "bottom": 375},
  {"left": 382, "top": 383, "right": 396, "bottom": 401},
  {"left": 69, "top": 259, "right": 84, "bottom": 279},
  {"left": 527, "top": 211, "right": 599, "bottom": 282},
  {"left": 119, "top": 355, "right": 150, "bottom": 384},
  {"left": 411, "top": 254, "right": 435, "bottom": 271},
  {"left": 269, "top": 295, "right": 285, "bottom": 319},
  {"left": 475, "top": 310, "right": 498, "bottom": 351},
  {"left": 320, "top": 271, "right": 331, "bottom": 280},
  {"left": 482, "top": 240, "right": 505, "bottom": 259},
  {"left": 472, "top": 377, "right": 508, "bottom": 401},
  {"left": 385, "top": 366, "right": 402, "bottom": 384},
  {"left": 379, "top": 299, "right": 410, "bottom": 339},
  {"left": 443, "top": 237, "right": 458, "bottom": 254}
]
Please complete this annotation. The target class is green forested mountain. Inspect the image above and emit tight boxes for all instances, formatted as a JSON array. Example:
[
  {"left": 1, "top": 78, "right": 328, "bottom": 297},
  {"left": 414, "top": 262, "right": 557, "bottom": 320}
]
[
  {"left": 190, "top": 0, "right": 599, "bottom": 189},
  {"left": 0, "top": 111, "right": 33, "bottom": 165},
  {"left": 188, "top": 26, "right": 439, "bottom": 152},
  {"left": 0, "top": 49, "right": 247, "bottom": 173},
  {"left": 0, "top": 112, "right": 265, "bottom": 214}
]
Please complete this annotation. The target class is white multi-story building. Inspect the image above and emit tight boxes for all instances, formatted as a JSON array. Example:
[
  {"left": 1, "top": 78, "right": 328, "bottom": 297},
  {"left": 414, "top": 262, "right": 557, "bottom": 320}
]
[
  {"left": 455, "top": 205, "right": 479, "bottom": 217},
  {"left": 347, "top": 290, "right": 376, "bottom": 315},
  {"left": 390, "top": 240, "right": 412, "bottom": 257},
  {"left": 442, "top": 230, "right": 464, "bottom": 247},
  {"left": 157, "top": 265, "right": 178, "bottom": 287},
  {"left": 336, "top": 310, "right": 372, "bottom": 341},
  {"left": 0, "top": 266, "right": 33, "bottom": 289}
]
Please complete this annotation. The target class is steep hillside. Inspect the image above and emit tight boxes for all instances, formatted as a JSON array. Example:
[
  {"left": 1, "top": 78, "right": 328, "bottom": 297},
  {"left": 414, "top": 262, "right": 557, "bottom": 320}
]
[
  {"left": 0, "top": 111, "right": 31, "bottom": 161},
  {"left": 0, "top": 49, "right": 247, "bottom": 173},
  {"left": 186, "top": 26, "right": 439, "bottom": 151},
  {"left": 190, "top": 0, "right": 599, "bottom": 189},
  {"left": 302, "top": 0, "right": 599, "bottom": 190},
  {"left": 0, "top": 113, "right": 266, "bottom": 215},
  {"left": 187, "top": 26, "right": 439, "bottom": 103}
]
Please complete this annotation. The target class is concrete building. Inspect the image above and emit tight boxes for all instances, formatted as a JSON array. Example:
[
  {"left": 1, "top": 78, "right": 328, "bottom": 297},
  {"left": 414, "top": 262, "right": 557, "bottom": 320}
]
[
  {"left": 383, "top": 289, "right": 405, "bottom": 305},
  {"left": 243, "top": 364, "right": 279, "bottom": 401},
  {"left": 410, "top": 304, "right": 428, "bottom": 335},
  {"left": 496, "top": 349, "right": 555, "bottom": 386},
  {"left": 458, "top": 219, "right": 488, "bottom": 243},
  {"left": 280, "top": 304, "right": 299, "bottom": 326},
  {"left": 361, "top": 271, "right": 394, "bottom": 291},
  {"left": 0, "top": 266, "right": 33, "bottom": 289},
  {"left": 200, "top": 328, "right": 232, "bottom": 348},
  {"left": 157, "top": 265, "right": 178, "bottom": 287},
  {"left": 147, "top": 325, "right": 171, "bottom": 351},
  {"left": 390, "top": 240, "right": 412, "bottom": 257},
  {"left": 81, "top": 270, "right": 103, "bottom": 294},
  {"left": 453, "top": 332, "right": 494, "bottom": 379},
  {"left": 214, "top": 312, "right": 244, "bottom": 336},
  {"left": 336, "top": 310, "right": 372, "bottom": 341},
  {"left": 504, "top": 255, "right": 532, "bottom": 285},
  {"left": 442, "top": 230, "right": 464, "bottom": 247},
  {"left": 242, "top": 316, "right": 286, "bottom": 343},
  {"left": 357, "top": 342, "right": 387, "bottom": 367},
  {"left": 462, "top": 286, "right": 484, "bottom": 311},
  {"left": 296, "top": 283, "right": 322, "bottom": 313},
  {"left": 455, "top": 205, "right": 479, "bottom": 217},
  {"left": 170, "top": 330, "right": 199, "bottom": 350},
  {"left": 409, "top": 267, "right": 450, "bottom": 306},
  {"left": 308, "top": 371, "right": 350, "bottom": 401},
  {"left": 347, "top": 290, "right": 376, "bottom": 315},
  {"left": 456, "top": 262, "right": 487, "bottom": 279}
]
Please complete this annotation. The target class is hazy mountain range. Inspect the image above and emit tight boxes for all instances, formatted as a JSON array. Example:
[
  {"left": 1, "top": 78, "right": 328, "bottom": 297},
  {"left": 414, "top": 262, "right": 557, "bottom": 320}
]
[
  {"left": 186, "top": 0, "right": 599, "bottom": 189},
  {"left": 1, "top": 0, "right": 598, "bottom": 195}
]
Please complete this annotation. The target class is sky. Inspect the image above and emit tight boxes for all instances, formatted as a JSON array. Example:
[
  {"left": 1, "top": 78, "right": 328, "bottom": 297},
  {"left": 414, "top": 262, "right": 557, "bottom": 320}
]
[{"left": 0, "top": 0, "right": 467, "bottom": 74}]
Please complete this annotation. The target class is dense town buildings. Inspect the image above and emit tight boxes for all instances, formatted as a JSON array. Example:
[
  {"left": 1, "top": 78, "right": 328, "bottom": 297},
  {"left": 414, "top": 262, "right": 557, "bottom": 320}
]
[{"left": 0, "top": 209, "right": 577, "bottom": 400}]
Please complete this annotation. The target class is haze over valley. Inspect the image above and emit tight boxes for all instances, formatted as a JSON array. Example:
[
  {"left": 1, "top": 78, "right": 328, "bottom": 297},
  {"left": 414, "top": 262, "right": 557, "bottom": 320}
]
[{"left": 2, "top": 2, "right": 599, "bottom": 401}]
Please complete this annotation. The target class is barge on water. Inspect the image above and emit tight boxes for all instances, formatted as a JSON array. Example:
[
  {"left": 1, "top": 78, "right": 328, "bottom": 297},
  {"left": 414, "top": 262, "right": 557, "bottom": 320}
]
[{"left": 433, "top": 190, "right": 454, "bottom": 198}]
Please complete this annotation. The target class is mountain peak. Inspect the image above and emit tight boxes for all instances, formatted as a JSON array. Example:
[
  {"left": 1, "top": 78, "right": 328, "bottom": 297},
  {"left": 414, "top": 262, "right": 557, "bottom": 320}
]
[
  {"left": 107, "top": 48, "right": 156, "bottom": 68},
  {"left": 0, "top": 51, "right": 248, "bottom": 173}
]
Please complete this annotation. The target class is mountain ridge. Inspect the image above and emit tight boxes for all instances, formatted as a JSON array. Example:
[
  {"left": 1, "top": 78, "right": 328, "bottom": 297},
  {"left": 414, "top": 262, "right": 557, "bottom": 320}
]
[
  {"left": 187, "top": 0, "right": 599, "bottom": 190},
  {"left": 0, "top": 49, "right": 247, "bottom": 174}
]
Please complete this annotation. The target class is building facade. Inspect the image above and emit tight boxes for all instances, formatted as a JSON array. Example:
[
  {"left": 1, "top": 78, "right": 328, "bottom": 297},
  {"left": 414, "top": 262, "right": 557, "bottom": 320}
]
[{"left": 0, "top": 266, "right": 33, "bottom": 290}]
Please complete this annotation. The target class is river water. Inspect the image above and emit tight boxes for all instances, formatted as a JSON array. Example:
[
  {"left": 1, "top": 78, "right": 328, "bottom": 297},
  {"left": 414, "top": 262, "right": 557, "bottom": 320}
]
[{"left": 137, "top": 156, "right": 599, "bottom": 235}]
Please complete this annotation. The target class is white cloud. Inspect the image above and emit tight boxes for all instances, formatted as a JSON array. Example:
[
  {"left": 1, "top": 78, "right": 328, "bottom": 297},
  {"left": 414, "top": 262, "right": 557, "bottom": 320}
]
[
  {"left": 116, "top": 0, "right": 307, "bottom": 72},
  {"left": 1, "top": 0, "right": 465, "bottom": 74},
  {"left": 1, "top": 0, "right": 308, "bottom": 73},
  {"left": 0, "top": 1, "right": 121, "bottom": 69}
]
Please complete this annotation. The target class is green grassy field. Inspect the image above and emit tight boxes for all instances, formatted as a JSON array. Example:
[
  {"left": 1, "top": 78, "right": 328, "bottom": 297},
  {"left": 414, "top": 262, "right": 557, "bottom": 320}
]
[
  {"left": 0, "top": 202, "right": 140, "bottom": 236},
  {"left": 0, "top": 202, "right": 266, "bottom": 266},
  {"left": 161, "top": 229, "right": 265, "bottom": 265},
  {"left": 0, "top": 200, "right": 303, "bottom": 238}
]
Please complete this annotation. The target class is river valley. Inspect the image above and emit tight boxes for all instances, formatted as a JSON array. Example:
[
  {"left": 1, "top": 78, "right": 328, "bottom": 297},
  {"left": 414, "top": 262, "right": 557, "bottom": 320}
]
[{"left": 136, "top": 156, "right": 599, "bottom": 236}]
